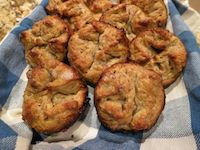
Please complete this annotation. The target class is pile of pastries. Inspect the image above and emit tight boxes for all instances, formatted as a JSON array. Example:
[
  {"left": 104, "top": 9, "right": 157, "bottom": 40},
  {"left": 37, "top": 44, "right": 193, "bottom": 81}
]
[{"left": 21, "top": 0, "right": 187, "bottom": 133}]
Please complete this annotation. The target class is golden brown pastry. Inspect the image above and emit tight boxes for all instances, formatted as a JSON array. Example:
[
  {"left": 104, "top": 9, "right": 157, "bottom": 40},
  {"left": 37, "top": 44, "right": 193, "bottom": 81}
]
[
  {"left": 86, "top": 0, "right": 113, "bottom": 13},
  {"left": 22, "top": 62, "right": 88, "bottom": 134},
  {"left": 25, "top": 46, "right": 61, "bottom": 68},
  {"left": 21, "top": 15, "right": 71, "bottom": 67},
  {"left": 46, "top": 0, "right": 94, "bottom": 30},
  {"left": 68, "top": 21, "right": 129, "bottom": 85},
  {"left": 100, "top": 3, "right": 156, "bottom": 40},
  {"left": 94, "top": 63, "right": 165, "bottom": 132},
  {"left": 46, "top": 0, "right": 63, "bottom": 14},
  {"left": 120, "top": 0, "right": 168, "bottom": 28},
  {"left": 129, "top": 28, "right": 187, "bottom": 87}
]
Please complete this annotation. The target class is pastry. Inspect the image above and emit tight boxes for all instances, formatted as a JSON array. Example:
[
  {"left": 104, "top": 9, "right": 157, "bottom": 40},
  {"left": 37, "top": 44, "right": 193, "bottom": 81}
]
[
  {"left": 94, "top": 63, "right": 165, "bottom": 131},
  {"left": 22, "top": 62, "right": 88, "bottom": 134},
  {"left": 21, "top": 15, "right": 71, "bottom": 67},
  {"left": 86, "top": 0, "right": 113, "bottom": 13},
  {"left": 67, "top": 21, "right": 129, "bottom": 85},
  {"left": 46, "top": 0, "right": 94, "bottom": 30},
  {"left": 24, "top": 46, "right": 61, "bottom": 68},
  {"left": 46, "top": 0, "right": 63, "bottom": 14},
  {"left": 120, "top": 0, "right": 168, "bottom": 28},
  {"left": 129, "top": 28, "right": 187, "bottom": 87},
  {"left": 101, "top": 3, "right": 156, "bottom": 40}
]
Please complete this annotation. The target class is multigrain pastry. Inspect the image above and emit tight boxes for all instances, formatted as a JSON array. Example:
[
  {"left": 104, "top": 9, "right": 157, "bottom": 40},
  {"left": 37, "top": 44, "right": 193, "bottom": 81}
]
[
  {"left": 46, "top": 0, "right": 94, "bottom": 30},
  {"left": 46, "top": 0, "right": 63, "bottom": 14},
  {"left": 21, "top": 15, "right": 71, "bottom": 67},
  {"left": 129, "top": 28, "right": 187, "bottom": 87},
  {"left": 120, "top": 0, "right": 168, "bottom": 28},
  {"left": 94, "top": 63, "right": 165, "bottom": 131},
  {"left": 68, "top": 21, "right": 129, "bottom": 85},
  {"left": 101, "top": 3, "right": 156, "bottom": 40},
  {"left": 22, "top": 62, "right": 88, "bottom": 134},
  {"left": 86, "top": 0, "right": 113, "bottom": 13},
  {"left": 25, "top": 46, "right": 61, "bottom": 68}
]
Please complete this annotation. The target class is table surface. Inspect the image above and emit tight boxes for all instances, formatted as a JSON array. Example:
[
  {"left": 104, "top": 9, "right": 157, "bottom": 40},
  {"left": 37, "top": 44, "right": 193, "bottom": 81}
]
[{"left": 190, "top": 0, "right": 200, "bottom": 12}]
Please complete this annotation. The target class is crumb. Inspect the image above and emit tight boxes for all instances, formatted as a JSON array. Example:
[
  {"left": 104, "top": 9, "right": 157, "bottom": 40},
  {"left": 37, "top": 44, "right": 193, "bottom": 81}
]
[{"left": 0, "top": 0, "right": 41, "bottom": 41}]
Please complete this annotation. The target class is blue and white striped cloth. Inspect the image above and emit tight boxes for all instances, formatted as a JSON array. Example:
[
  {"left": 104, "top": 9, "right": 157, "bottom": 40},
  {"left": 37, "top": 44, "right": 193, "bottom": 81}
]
[{"left": 0, "top": 0, "right": 200, "bottom": 149}]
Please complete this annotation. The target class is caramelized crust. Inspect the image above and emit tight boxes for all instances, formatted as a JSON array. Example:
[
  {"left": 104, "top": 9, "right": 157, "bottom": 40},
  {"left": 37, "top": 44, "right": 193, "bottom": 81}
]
[
  {"left": 86, "top": 0, "right": 113, "bottom": 13},
  {"left": 21, "top": 15, "right": 71, "bottom": 67},
  {"left": 22, "top": 62, "right": 88, "bottom": 134},
  {"left": 68, "top": 21, "right": 129, "bottom": 84},
  {"left": 120, "top": 0, "right": 168, "bottom": 28},
  {"left": 46, "top": 0, "right": 95, "bottom": 30},
  {"left": 101, "top": 4, "right": 156, "bottom": 41},
  {"left": 46, "top": 0, "right": 63, "bottom": 14},
  {"left": 95, "top": 63, "right": 165, "bottom": 131},
  {"left": 129, "top": 28, "right": 187, "bottom": 87}
]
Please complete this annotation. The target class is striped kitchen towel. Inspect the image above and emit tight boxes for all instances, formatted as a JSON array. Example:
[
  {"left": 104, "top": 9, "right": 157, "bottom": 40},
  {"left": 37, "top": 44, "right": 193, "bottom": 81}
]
[{"left": 0, "top": 0, "right": 200, "bottom": 149}]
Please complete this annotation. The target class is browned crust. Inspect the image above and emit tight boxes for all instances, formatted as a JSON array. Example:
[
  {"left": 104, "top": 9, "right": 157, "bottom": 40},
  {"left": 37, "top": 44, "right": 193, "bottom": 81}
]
[
  {"left": 85, "top": 0, "right": 114, "bottom": 13},
  {"left": 21, "top": 15, "right": 72, "bottom": 68},
  {"left": 46, "top": 0, "right": 63, "bottom": 15},
  {"left": 67, "top": 21, "right": 129, "bottom": 85},
  {"left": 99, "top": 1, "right": 168, "bottom": 42},
  {"left": 120, "top": 0, "right": 168, "bottom": 28},
  {"left": 22, "top": 62, "right": 88, "bottom": 134},
  {"left": 94, "top": 63, "right": 165, "bottom": 132},
  {"left": 23, "top": 90, "right": 88, "bottom": 133},
  {"left": 21, "top": 15, "right": 72, "bottom": 50},
  {"left": 129, "top": 28, "right": 187, "bottom": 88},
  {"left": 100, "top": 3, "right": 157, "bottom": 41},
  {"left": 46, "top": 0, "right": 95, "bottom": 31}
]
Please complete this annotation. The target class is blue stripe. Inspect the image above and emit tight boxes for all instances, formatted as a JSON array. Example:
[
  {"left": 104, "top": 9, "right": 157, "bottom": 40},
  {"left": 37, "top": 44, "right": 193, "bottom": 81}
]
[
  {"left": 0, "top": 0, "right": 48, "bottom": 148},
  {"left": 172, "top": 0, "right": 188, "bottom": 15},
  {"left": 27, "top": 6, "right": 47, "bottom": 23},
  {"left": 184, "top": 52, "right": 200, "bottom": 91},
  {"left": 169, "top": 0, "right": 190, "bottom": 35},
  {"left": 76, "top": 137, "right": 141, "bottom": 150},
  {"left": 11, "top": 26, "right": 30, "bottom": 37},
  {"left": 143, "top": 96, "right": 192, "bottom": 138},
  {"left": 179, "top": 31, "right": 200, "bottom": 53},
  {"left": 169, "top": 0, "right": 200, "bottom": 148},
  {"left": 76, "top": 126, "right": 142, "bottom": 150},
  {"left": 171, "top": 15, "right": 189, "bottom": 35},
  {"left": 190, "top": 86, "right": 200, "bottom": 101},
  {"left": 0, "top": 34, "right": 27, "bottom": 77},
  {"left": 168, "top": 0, "right": 188, "bottom": 18},
  {"left": 40, "top": 0, "right": 49, "bottom": 7},
  {"left": 20, "top": 18, "right": 34, "bottom": 29},
  {"left": 98, "top": 126, "right": 142, "bottom": 143},
  {"left": 73, "top": 148, "right": 82, "bottom": 150},
  {"left": 0, "top": 136, "right": 17, "bottom": 150},
  {"left": 168, "top": 0, "right": 180, "bottom": 18},
  {"left": 11, "top": 18, "right": 33, "bottom": 37},
  {"left": 195, "top": 133, "right": 200, "bottom": 149},
  {"left": 0, "top": 120, "right": 17, "bottom": 138},
  {"left": 0, "top": 62, "right": 19, "bottom": 107}
]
